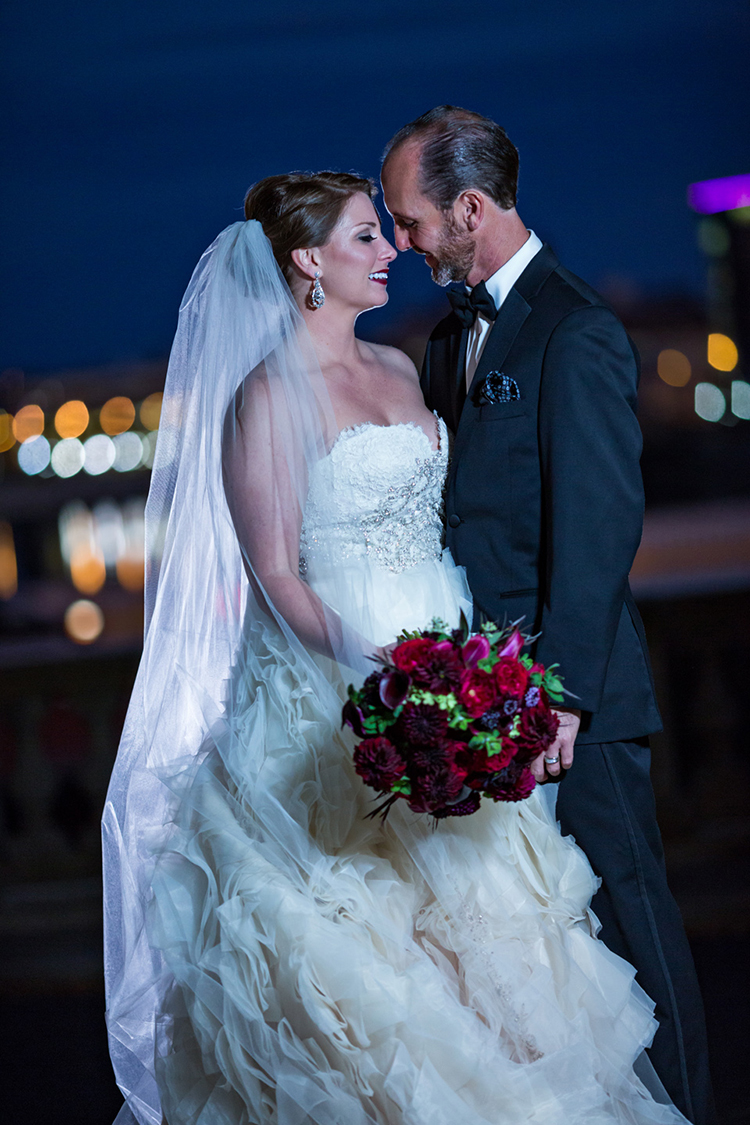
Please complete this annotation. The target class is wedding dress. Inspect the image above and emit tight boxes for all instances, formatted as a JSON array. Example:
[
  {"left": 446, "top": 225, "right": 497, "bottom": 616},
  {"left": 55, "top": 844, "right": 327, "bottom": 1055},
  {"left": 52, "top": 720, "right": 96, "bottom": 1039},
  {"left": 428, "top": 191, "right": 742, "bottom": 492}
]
[{"left": 103, "top": 221, "right": 687, "bottom": 1125}]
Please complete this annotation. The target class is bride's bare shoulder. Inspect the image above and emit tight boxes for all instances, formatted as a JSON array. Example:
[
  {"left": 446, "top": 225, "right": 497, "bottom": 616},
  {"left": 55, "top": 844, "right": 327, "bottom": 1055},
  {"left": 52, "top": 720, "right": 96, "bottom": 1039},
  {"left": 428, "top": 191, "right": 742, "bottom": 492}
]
[{"left": 363, "top": 341, "right": 419, "bottom": 383}]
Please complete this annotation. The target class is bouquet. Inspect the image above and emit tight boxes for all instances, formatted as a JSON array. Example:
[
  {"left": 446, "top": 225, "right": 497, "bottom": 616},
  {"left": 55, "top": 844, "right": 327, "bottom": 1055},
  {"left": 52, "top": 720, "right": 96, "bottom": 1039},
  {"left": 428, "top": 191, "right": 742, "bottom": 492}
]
[{"left": 343, "top": 616, "right": 565, "bottom": 820}]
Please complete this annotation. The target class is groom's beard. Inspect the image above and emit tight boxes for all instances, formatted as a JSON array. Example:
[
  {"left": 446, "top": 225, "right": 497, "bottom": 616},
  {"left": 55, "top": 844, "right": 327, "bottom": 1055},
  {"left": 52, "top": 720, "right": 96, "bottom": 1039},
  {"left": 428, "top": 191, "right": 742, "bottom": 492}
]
[{"left": 430, "top": 215, "right": 475, "bottom": 287}]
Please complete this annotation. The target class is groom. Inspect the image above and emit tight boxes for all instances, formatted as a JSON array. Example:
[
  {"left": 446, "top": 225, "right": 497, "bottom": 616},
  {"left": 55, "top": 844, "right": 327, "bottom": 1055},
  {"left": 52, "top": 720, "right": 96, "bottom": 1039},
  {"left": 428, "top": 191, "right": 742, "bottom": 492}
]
[{"left": 381, "top": 106, "right": 715, "bottom": 1123}]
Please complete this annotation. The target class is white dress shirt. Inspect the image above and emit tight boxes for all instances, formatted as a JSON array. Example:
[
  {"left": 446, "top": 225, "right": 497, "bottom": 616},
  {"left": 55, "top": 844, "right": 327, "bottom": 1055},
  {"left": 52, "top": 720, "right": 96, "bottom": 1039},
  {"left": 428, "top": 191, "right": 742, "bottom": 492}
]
[{"left": 465, "top": 230, "right": 543, "bottom": 390}]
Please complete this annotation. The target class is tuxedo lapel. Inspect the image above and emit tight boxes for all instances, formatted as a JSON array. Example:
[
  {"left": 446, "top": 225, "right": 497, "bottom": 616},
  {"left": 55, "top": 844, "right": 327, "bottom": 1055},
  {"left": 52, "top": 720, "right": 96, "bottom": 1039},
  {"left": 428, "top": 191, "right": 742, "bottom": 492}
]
[{"left": 466, "top": 287, "right": 531, "bottom": 404}]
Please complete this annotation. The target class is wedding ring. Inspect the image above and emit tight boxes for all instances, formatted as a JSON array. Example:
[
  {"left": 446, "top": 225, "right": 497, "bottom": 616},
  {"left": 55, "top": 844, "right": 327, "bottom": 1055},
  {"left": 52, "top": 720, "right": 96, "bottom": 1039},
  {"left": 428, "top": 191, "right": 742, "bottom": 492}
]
[{"left": 543, "top": 755, "right": 560, "bottom": 764}]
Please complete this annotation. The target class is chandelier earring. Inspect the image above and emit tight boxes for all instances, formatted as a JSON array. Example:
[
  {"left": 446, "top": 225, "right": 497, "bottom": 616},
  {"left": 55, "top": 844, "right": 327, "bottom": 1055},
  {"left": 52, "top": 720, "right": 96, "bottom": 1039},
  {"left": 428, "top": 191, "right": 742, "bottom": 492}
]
[{"left": 310, "top": 270, "right": 325, "bottom": 310}]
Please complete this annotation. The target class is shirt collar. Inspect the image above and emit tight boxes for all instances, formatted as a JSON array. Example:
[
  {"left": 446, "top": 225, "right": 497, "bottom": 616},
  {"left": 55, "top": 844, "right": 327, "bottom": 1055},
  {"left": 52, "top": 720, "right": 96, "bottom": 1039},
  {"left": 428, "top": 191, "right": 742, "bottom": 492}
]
[{"left": 470, "top": 230, "right": 543, "bottom": 313}]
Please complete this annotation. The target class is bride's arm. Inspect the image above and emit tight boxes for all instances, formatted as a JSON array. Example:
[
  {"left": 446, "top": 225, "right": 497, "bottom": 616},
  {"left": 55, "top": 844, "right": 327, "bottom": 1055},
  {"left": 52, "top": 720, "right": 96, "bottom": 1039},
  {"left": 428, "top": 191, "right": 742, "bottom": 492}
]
[{"left": 222, "top": 372, "right": 376, "bottom": 665}]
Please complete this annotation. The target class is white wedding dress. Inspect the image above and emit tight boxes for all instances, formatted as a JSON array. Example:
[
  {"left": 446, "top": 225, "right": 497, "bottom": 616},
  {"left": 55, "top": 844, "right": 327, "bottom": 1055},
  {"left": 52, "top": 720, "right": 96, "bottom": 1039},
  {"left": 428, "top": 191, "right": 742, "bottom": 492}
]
[{"left": 146, "top": 413, "right": 688, "bottom": 1125}]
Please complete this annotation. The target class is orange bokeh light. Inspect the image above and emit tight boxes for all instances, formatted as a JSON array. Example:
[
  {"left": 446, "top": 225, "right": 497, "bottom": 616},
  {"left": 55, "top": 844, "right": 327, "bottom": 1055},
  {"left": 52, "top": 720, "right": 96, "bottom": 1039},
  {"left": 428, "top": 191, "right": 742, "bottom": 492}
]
[
  {"left": 707, "top": 333, "right": 739, "bottom": 372},
  {"left": 100, "top": 397, "right": 136, "bottom": 435},
  {"left": 140, "top": 392, "right": 163, "bottom": 431},
  {"left": 116, "top": 556, "right": 145, "bottom": 592},
  {"left": 64, "top": 599, "right": 104, "bottom": 644},
  {"left": 0, "top": 412, "right": 15, "bottom": 452},
  {"left": 12, "top": 404, "right": 44, "bottom": 442},
  {"left": 657, "top": 349, "right": 692, "bottom": 387},
  {"left": 55, "top": 400, "right": 90, "bottom": 438},
  {"left": 70, "top": 546, "right": 106, "bottom": 595},
  {"left": 0, "top": 521, "right": 18, "bottom": 599}
]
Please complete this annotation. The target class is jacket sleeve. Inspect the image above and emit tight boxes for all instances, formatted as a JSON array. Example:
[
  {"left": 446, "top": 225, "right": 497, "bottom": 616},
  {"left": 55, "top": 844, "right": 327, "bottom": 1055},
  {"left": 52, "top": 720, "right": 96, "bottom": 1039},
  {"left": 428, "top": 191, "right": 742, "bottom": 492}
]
[{"left": 534, "top": 304, "right": 644, "bottom": 714}]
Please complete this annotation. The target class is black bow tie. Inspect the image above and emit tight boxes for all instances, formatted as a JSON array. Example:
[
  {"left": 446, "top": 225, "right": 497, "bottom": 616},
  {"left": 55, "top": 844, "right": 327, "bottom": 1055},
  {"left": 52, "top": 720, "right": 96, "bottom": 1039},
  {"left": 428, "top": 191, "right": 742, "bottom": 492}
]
[{"left": 446, "top": 280, "right": 498, "bottom": 329}]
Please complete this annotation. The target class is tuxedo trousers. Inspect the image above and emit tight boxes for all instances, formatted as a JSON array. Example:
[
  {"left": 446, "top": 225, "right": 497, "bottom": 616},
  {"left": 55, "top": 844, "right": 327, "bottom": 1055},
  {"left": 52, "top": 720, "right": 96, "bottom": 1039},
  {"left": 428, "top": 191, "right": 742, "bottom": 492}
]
[{"left": 555, "top": 738, "right": 716, "bottom": 1125}]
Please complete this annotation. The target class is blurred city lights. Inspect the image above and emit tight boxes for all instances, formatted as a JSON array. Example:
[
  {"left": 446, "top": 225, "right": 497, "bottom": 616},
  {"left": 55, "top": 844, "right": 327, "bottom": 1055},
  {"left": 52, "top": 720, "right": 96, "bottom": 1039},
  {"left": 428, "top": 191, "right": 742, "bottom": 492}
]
[
  {"left": 694, "top": 382, "right": 726, "bottom": 422},
  {"left": 116, "top": 497, "right": 146, "bottom": 591},
  {"left": 140, "top": 430, "right": 157, "bottom": 468},
  {"left": 707, "top": 333, "right": 739, "bottom": 372},
  {"left": 688, "top": 174, "right": 750, "bottom": 215},
  {"left": 12, "top": 404, "right": 44, "bottom": 442},
  {"left": 657, "top": 349, "right": 692, "bottom": 387},
  {"left": 17, "top": 434, "right": 51, "bottom": 475},
  {"left": 83, "top": 433, "right": 116, "bottom": 475},
  {"left": 140, "top": 392, "right": 163, "bottom": 431},
  {"left": 731, "top": 380, "right": 750, "bottom": 420},
  {"left": 0, "top": 411, "right": 15, "bottom": 452},
  {"left": 0, "top": 521, "right": 18, "bottom": 599},
  {"left": 100, "top": 396, "right": 136, "bottom": 435},
  {"left": 92, "top": 500, "right": 125, "bottom": 568},
  {"left": 54, "top": 400, "right": 89, "bottom": 438},
  {"left": 51, "top": 437, "right": 85, "bottom": 478},
  {"left": 697, "top": 217, "right": 731, "bottom": 257},
  {"left": 113, "top": 431, "right": 144, "bottom": 472},
  {"left": 64, "top": 599, "right": 104, "bottom": 644},
  {"left": 70, "top": 546, "right": 107, "bottom": 595}
]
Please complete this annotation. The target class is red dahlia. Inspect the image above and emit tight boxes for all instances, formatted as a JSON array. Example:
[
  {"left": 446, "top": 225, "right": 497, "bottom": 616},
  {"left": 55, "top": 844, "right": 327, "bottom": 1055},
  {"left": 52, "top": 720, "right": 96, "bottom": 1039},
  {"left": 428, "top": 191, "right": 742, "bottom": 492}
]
[
  {"left": 459, "top": 668, "right": 497, "bottom": 718},
  {"left": 393, "top": 638, "right": 463, "bottom": 692},
  {"left": 514, "top": 704, "right": 560, "bottom": 763},
  {"left": 353, "top": 737, "right": 406, "bottom": 791},
  {"left": 396, "top": 702, "right": 449, "bottom": 746}
]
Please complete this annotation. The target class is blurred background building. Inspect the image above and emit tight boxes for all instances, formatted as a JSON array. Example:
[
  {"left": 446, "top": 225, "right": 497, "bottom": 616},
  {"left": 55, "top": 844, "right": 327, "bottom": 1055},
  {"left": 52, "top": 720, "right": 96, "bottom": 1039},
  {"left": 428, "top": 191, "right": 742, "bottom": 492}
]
[{"left": 1, "top": 2, "right": 749, "bottom": 1122}]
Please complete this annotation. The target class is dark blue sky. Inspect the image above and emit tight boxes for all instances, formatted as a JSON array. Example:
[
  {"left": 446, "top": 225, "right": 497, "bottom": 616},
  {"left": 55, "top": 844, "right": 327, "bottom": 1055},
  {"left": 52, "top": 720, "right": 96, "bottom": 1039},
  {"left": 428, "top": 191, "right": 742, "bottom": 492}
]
[{"left": 3, "top": 0, "right": 749, "bottom": 372}]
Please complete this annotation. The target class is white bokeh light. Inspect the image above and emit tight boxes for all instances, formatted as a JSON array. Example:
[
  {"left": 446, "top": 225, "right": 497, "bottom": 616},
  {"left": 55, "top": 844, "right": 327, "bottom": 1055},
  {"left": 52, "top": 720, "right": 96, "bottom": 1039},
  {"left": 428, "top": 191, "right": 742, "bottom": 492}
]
[
  {"left": 18, "top": 435, "right": 51, "bottom": 475},
  {"left": 139, "top": 430, "right": 157, "bottom": 468},
  {"left": 51, "top": 437, "right": 85, "bottom": 478},
  {"left": 731, "top": 380, "right": 750, "bottom": 420},
  {"left": 83, "top": 433, "right": 116, "bottom": 475},
  {"left": 113, "top": 431, "right": 144, "bottom": 472},
  {"left": 694, "top": 382, "right": 726, "bottom": 423}
]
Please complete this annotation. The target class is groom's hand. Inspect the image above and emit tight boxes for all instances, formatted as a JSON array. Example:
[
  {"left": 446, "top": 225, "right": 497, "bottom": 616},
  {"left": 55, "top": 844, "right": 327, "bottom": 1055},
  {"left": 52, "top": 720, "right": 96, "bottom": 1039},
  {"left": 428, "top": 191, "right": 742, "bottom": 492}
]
[{"left": 530, "top": 707, "right": 581, "bottom": 782}]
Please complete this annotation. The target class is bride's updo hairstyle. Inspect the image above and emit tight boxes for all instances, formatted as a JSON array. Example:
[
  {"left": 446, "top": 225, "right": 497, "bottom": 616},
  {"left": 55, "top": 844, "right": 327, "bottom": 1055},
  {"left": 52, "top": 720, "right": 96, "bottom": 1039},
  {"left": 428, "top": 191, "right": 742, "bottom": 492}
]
[{"left": 244, "top": 171, "right": 376, "bottom": 283}]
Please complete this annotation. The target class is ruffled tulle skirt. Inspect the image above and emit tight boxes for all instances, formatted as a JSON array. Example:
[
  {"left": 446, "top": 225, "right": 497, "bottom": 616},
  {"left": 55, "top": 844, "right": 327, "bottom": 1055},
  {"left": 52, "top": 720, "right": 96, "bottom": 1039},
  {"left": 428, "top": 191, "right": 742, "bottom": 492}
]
[{"left": 148, "top": 551, "right": 686, "bottom": 1123}]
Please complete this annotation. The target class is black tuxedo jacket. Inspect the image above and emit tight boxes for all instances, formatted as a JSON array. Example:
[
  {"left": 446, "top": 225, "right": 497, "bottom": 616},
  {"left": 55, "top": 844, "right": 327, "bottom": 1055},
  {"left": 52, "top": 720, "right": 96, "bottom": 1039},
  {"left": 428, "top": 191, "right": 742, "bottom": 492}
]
[{"left": 421, "top": 244, "right": 661, "bottom": 744}]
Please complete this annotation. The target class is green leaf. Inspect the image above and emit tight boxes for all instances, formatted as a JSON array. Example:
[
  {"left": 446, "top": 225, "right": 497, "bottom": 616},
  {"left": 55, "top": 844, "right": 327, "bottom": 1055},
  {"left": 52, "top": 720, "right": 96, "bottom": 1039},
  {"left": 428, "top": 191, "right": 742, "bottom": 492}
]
[{"left": 390, "top": 776, "right": 412, "bottom": 795}]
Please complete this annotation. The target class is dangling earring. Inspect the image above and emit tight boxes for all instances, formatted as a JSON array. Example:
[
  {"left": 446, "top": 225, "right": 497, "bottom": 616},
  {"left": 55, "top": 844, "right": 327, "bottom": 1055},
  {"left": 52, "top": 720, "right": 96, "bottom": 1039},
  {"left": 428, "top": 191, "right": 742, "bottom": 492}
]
[{"left": 310, "top": 271, "right": 325, "bottom": 309}]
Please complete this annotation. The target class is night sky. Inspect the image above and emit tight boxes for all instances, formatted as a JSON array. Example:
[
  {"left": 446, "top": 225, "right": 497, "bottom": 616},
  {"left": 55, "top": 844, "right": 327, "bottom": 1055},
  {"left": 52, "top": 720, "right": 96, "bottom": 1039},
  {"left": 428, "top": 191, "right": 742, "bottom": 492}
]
[{"left": 3, "top": 0, "right": 749, "bottom": 373}]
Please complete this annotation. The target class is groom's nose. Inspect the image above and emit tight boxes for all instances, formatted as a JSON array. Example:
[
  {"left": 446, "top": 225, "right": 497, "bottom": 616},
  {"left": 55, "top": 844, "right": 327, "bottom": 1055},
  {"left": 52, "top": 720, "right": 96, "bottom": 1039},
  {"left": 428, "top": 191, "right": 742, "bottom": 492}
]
[{"left": 394, "top": 226, "right": 413, "bottom": 252}]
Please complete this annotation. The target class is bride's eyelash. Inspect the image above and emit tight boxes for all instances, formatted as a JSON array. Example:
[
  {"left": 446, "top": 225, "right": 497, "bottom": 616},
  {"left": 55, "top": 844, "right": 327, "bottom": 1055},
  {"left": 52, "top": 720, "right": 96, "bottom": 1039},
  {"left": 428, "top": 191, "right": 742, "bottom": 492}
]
[{"left": 358, "top": 234, "right": 376, "bottom": 242}]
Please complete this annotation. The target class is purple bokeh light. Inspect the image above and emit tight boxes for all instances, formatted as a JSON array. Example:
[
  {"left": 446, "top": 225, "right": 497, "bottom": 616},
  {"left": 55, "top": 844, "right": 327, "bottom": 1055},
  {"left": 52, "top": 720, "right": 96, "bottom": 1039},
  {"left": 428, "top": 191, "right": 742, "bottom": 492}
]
[{"left": 688, "top": 174, "right": 750, "bottom": 215}]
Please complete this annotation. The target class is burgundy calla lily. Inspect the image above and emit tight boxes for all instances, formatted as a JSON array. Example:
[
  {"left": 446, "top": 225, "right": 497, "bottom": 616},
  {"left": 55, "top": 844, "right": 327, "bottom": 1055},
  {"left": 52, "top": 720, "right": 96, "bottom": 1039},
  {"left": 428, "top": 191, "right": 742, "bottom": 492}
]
[
  {"left": 342, "top": 699, "right": 365, "bottom": 737},
  {"left": 379, "top": 670, "right": 411, "bottom": 710},
  {"left": 498, "top": 629, "right": 524, "bottom": 661},
  {"left": 462, "top": 634, "right": 490, "bottom": 668}
]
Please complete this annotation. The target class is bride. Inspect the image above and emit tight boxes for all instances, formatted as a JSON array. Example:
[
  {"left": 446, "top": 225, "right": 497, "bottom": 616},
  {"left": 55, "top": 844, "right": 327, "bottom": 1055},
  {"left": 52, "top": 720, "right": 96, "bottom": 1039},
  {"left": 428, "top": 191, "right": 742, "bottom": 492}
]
[{"left": 103, "top": 171, "right": 689, "bottom": 1124}]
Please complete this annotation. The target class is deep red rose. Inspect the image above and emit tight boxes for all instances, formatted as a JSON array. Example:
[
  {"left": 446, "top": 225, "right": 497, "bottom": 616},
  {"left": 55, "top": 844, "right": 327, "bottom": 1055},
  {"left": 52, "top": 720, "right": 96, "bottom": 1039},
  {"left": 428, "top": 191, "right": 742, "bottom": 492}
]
[
  {"left": 459, "top": 668, "right": 497, "bottom": 718},
  {"left": 460, "top": 737, "right": 517, "bottom": 782},
  {"left": 392, "top": 638, "right": 438, "bottom": 674},
  {"left": 494, "top": 658, "right": 529, "bottom": 698},
  {"left": 353, "top": 737, "right": 407, "bottom": 791},
  {"left": 394, "top": 638, "right": 463, "bottom": 692},
  {"left": 396, "top": 702, "right": 449, "bottom": 746},
  {"left": 514, "top": 704, "right": 560, "bottom": 763}
]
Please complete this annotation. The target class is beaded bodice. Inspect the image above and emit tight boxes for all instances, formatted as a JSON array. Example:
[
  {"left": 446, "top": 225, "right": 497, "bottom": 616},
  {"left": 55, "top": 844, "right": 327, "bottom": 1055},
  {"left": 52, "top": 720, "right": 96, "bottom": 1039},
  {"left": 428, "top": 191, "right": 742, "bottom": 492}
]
[{"left": 299, "top": 415, "right": 449, "bottom": 575}]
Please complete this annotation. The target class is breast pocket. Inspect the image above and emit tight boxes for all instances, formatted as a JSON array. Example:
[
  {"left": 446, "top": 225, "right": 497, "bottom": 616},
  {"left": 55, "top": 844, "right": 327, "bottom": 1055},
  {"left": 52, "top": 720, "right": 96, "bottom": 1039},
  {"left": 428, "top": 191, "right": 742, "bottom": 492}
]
[{"left": 478, "top": 401, "right": 528, "bottom": 422}]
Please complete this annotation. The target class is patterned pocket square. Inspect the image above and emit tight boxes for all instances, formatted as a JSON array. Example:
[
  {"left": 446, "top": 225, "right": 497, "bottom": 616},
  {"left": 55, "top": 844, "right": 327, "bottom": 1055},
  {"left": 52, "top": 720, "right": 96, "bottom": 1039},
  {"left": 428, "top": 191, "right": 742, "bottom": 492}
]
[{"left": 475, "top": 371, "right": 522, "bottom": 405}]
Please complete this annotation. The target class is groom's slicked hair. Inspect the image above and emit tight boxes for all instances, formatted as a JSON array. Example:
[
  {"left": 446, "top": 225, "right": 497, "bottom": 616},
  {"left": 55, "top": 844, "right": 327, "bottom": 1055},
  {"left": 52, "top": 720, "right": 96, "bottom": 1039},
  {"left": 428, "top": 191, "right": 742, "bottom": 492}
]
[{"left": 382, "top": 106, "right": 519, "bottom": 212}]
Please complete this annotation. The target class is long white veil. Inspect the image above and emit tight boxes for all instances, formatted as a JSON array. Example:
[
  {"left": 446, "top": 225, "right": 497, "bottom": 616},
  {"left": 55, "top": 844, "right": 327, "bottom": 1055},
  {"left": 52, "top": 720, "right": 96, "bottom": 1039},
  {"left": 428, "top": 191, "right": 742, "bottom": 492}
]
[{"left": 102, "top": 221, "right": 369, "bottom": 1125}]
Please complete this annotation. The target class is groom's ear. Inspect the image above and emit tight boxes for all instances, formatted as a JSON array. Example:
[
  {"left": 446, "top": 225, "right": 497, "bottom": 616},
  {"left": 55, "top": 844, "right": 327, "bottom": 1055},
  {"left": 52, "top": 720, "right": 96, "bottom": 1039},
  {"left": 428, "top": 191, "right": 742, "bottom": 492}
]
[
  {"left": 290, "top": 247, "right": 321, "bottom": 279},
  {"left": 455, "top": 190, "right": 484, "bottom": 233}
]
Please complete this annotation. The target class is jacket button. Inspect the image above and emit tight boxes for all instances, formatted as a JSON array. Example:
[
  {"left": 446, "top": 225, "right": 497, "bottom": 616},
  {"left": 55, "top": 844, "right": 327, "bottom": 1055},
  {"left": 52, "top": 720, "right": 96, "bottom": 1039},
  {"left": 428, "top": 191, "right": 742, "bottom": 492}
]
[{"left": 448, "top": 514, "right": 461, "bottom": 528}]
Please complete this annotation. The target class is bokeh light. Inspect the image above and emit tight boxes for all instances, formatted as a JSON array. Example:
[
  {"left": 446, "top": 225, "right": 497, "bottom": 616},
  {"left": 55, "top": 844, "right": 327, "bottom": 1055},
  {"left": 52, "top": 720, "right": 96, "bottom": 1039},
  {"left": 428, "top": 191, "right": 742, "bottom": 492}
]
[
  {"left": 0, "top": 411, "right": 15, "bottom": 452},
  {"left": 657, "top": 349, "right": 692, "bottom": 387},
  {"left": 707, "top": 333, "right": 738, "bottom": 372},
  {"left": 70, "top": 545, "right": 106, "bottom": 595},
  {"left": 51, "top": 437, "right": 85, "bottom": 478},
  {"left": 64, "top": 599, "right": 104, "bottom": 644},
  {"left": 113, "top": 431, "right": 144, "bottom": 472},
  {"left": 694, "top": 382, "right": 726, "bottom": 422},
  {"left": 92, "top": 500, "right": 125, "bottom": 567},
  {"left": 0, "top": 521, "right": 18, "bottom": 599},
  {"left": 140, "top": 392, "right": 163, "bottom": 431},
  {"left": 731, "top": 380, "right": 750, "bottom": 420},
  {"left": 140, "top": 430, "right": 157, "bottom": 468},
  {"left": 17, "top": 435, "right": 51, "bottom": 475},
  {"left": 100, "top": 396, "right": 136, "bottom": 435},
  {"left": 54, "top": 400, "right": 89, "bottom": 438},
  {"left": 116, "top": 556, "right": 145, "bottom": 591},
  {"left": 12, "top": 404, "right": 44, "bottom": 442},
  {"left": 83, "top": 433, "right": 116, "bottom": 475}
]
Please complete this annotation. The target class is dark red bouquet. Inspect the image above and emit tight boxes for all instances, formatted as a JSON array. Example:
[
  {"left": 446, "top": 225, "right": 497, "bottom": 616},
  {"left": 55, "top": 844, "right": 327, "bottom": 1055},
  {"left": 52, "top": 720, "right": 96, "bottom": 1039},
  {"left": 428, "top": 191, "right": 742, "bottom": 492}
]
[{"left": 343, "top": 616, "right": 565, "bottom": 820}]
